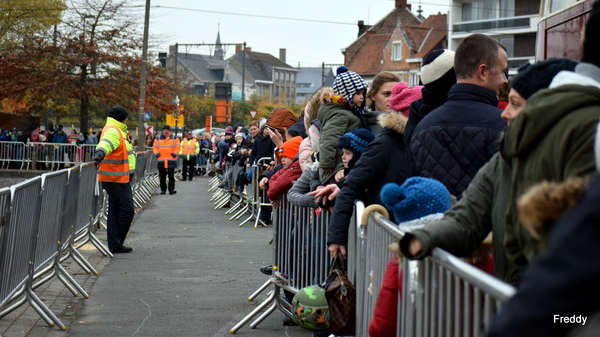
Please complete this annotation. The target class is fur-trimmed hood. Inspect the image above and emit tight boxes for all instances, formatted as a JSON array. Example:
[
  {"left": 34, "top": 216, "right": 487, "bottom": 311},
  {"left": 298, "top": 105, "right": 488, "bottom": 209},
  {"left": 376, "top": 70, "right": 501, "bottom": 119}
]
[
  {"left": 377, "top": 112, "right": 407, "bottom": 135},
  {"left": 518, "top": 177, "right": 590, "bottom": 245},
  {"left": 320, "top": 91, "right": 348, "bottom": 107},
  {"left": 304, "top": 87, "right": 333, "bottom": 131}
]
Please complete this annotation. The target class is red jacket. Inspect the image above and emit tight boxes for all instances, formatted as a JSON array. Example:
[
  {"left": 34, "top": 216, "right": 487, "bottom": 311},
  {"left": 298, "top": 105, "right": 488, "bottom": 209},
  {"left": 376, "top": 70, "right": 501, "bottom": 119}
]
[
  {"left": 369, "top": 256, "right": 403, "bottom": 337},
  {"left": 267, "top": 160, "right": 302, "bottom": 200},
  {"left": 368, "top": 255, "right": 495, "bottom": 337}
]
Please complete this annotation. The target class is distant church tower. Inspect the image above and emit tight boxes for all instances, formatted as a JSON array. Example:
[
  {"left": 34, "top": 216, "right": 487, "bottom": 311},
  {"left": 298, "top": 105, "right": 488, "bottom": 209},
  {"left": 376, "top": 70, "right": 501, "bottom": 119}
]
[{"left": 214, "top": 24, "right": 224, "bottom": 60}]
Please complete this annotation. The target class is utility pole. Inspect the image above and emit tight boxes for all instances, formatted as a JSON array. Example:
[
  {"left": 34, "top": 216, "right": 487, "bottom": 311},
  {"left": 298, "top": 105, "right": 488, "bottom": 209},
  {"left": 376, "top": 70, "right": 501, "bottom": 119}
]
[{"left": 137, "top": 0, "right": 151, "bottom": 151}]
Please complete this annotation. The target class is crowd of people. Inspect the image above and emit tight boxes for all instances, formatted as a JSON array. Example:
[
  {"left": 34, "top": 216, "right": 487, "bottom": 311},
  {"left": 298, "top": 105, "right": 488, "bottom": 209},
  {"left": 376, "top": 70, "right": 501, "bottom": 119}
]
[{"left": 205, "top": 6, "right": 600, "bottom": 335}]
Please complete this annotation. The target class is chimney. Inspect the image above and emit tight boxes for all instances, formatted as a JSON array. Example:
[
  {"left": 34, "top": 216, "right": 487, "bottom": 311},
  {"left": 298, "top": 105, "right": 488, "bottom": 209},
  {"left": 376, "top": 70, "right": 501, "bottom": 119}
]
[
  {"left": 235, "top": 45, "right": 242, "bottom": 54},
  {"left": 246, "top": 47, "right": 252, "bottom": 52},
  {"left": 358, "top": 20, "right": 365, "bottom": 37},
  {"left": 279, "top": 48, "right": 286, "bottom": 63},
  {"left": 158, "top": 52, "right": 167, "bottom": 67},
  {"left": 395, "top": 0, "right": 406, "bottom": 8}
]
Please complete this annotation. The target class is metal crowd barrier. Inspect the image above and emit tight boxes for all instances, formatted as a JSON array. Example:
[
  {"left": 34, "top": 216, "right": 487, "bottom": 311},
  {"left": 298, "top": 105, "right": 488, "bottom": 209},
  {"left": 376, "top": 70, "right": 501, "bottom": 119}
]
[
  {"left": 0, "top": 150, "right": 162, "bottom": 330},
  {"left": 0, "top": 142, "right": 97, "bottom": 170},
  {"left": 229, "top": 195, "right": 334, "bottom": 333},
  {"left": 225, "top": 192, "right": 517, "bottom": 335}
]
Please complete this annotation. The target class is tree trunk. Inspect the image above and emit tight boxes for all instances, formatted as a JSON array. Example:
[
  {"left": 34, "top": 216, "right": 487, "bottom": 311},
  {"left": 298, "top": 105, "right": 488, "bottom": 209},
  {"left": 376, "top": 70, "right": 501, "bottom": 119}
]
[{"left": 80, "top": 65, "right": 89, "bottom": 133}]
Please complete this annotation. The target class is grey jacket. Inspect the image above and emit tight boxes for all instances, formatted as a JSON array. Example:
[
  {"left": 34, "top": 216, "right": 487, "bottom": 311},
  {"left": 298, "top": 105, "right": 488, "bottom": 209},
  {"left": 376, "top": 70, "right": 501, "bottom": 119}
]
[{"left": 287, "top": 169, "right": 318, "bottom": 208}]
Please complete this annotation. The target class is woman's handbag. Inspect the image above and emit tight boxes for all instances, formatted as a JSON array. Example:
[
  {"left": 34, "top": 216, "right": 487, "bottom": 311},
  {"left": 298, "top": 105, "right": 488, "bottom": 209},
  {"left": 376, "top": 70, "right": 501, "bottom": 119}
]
[{"left": 323, "top": 252, "right": 356, "bottom": 335}]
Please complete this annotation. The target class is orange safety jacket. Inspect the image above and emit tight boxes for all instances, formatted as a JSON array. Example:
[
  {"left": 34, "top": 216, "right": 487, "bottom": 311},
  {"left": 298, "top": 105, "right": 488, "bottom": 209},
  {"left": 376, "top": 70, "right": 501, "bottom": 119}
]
[
  {"left": 97, "top": 124, "right": 130, "bottom": 183},
  {"left": 153, "top": 134, "right": 181, "bottom": 169}
]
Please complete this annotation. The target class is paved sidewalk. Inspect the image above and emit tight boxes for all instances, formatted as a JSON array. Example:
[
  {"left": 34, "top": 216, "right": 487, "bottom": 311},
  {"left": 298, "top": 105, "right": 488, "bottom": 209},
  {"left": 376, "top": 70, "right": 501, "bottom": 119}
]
[{"left": 0, "top": 176, "right": 309, "bottom": 337}]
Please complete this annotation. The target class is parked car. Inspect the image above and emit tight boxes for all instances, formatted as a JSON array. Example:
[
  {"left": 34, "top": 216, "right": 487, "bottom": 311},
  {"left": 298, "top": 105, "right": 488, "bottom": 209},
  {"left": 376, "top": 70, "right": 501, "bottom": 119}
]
[{"left": 191, "top": 127, "right": 225, "bottom": 138}]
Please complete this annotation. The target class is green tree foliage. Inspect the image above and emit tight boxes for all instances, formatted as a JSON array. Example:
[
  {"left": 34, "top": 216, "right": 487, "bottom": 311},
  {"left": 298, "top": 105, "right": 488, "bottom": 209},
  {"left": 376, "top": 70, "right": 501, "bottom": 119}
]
[{"left": 0, "top": 0, "right": 66, "bottom": 48}]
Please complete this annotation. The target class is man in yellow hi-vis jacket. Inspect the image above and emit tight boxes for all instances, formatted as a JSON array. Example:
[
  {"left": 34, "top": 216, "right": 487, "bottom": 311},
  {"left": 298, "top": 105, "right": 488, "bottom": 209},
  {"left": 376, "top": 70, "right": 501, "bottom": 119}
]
[
  {"left": 153, "top": 125, "right": 181, "bottom": 195},
  {"left": 179, "top": 131, "right": 199, "bottom": 181},
  {"left": 91, "top": 106, "right": 136, "bottom": 254}
]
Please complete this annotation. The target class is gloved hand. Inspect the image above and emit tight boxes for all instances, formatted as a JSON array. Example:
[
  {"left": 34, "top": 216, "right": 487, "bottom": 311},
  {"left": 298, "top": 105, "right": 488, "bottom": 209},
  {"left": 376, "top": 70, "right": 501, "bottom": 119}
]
[
  {"left": 91, "top": 150, "right": 105, "bottom": 167},
  {"left": 155, "top": 153, "right": 160, "bottom": 159},
  {"left": 172, "top": 152, "right": 178, "bottom": 158}
]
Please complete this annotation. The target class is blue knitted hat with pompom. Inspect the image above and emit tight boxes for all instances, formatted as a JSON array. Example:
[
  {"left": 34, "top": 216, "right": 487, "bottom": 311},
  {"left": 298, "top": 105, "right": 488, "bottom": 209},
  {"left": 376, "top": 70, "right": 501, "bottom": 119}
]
[
  {"left": 337, "top": 128, "right": 375, "bottom": 169},
  {"left": 380, "top": 177, "right": 452, "bottom": 223}
]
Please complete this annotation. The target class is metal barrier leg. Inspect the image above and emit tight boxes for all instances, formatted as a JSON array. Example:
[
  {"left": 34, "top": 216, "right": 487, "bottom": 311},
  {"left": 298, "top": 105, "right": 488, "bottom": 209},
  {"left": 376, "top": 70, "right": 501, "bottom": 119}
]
[
  {"left": 225, "top": 198, "right": 243, "bottom": 215},
  {"left": 230, "top": 204, "right": 249, "bottom": 221},
  {"left": 26, "top": 286, "right": 66, "bottom": 330},
  {"left": 247, "top": 279, "right": 272, "bottom": 301},
  {"left": 249, "top": 301, "right": 278, "bottom": 329},
  {"left": 229, "top": 291, "right": 275, "bottom": 334},
  {"left": 69, "top": 241, "right": 99, "bottom": 275}
]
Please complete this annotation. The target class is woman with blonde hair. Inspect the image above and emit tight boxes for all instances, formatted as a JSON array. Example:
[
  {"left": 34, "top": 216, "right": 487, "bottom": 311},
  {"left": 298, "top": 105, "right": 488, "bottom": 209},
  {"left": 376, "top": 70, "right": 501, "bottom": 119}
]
[{"left": 365, "top": 72, "right": 400, "bottom": 136}]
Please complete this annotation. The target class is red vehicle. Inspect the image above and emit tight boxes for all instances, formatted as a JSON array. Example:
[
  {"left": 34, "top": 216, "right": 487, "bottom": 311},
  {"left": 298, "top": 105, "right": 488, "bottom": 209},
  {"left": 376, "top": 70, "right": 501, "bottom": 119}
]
[{"left": 536, "top": 0, "right": 597, "bottom": 61}]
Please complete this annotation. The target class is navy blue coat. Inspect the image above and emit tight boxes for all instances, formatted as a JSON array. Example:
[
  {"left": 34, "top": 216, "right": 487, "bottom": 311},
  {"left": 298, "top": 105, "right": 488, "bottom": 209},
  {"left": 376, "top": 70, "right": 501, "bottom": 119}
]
[
  {"left": 327, "top": 112, "right": 410, "bottom": 247},
  {"left": 409, "top": 83, "right": 506, "bottom": 198}
]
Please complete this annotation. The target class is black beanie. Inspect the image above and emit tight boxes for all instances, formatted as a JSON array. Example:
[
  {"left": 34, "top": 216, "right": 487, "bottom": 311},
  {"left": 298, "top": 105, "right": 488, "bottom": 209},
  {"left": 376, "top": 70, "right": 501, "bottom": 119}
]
[
  {"left": 420, "top": 49, "right": 456, "bottom": 94},
  {"left": 511, "top": 58, "right": 578, "bottom": 100},
  {"left": 582, "top": 1, "right": 600, "bottom": 68},
  {"left": 337, "top": 128, "right": 375, "bottom": 169},
  {"left": 162, "top": 125, "right": 171, "bottom": 131},
  {"left": 108, "top": 106, "right": 128, "bottom": 122}
]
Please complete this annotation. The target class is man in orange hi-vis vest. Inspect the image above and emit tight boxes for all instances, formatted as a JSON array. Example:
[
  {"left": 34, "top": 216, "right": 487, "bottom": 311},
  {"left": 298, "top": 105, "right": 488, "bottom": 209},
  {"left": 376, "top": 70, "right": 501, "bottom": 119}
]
[
  {"left": 153, "top": 125, "right": 181, "bottom": 195},
  {"left": 91, "top": 106, "right": 135, "bottom": 254}
]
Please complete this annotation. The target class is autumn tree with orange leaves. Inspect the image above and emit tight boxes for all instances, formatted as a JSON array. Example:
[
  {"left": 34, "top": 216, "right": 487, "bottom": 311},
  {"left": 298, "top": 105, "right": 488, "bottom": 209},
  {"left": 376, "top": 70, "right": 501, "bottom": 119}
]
[{"left": 0, "top": 0, "right": 179, "bottom": 132}]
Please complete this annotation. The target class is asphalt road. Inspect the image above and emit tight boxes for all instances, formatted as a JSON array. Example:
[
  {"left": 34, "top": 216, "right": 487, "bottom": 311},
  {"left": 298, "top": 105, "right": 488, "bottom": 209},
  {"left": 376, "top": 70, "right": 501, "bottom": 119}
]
[{"left": 0, "top": 176, "right": 310, "bottom": 337}]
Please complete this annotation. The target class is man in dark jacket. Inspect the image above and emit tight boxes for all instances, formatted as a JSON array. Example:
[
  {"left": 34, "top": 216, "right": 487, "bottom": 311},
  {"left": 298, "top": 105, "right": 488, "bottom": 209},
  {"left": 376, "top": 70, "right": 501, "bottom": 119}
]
[{"left": 410, "top": 33, "right": 507, "bottom": 198}]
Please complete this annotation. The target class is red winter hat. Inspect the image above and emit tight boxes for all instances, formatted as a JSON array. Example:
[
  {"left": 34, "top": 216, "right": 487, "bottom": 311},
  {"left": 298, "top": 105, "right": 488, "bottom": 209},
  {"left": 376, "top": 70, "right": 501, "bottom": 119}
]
[
  {"left": 278, "top": 136, "right": 303, "bottom": 159},
  {"left": 389, "top": 83, "right": 423, "bottom": 117}
]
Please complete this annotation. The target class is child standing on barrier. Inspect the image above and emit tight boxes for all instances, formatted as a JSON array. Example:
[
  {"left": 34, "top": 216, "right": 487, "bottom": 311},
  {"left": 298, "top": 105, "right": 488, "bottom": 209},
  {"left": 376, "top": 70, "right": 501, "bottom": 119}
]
[{"left": 318, "top": 66, "right": 368, "bottom": 185}]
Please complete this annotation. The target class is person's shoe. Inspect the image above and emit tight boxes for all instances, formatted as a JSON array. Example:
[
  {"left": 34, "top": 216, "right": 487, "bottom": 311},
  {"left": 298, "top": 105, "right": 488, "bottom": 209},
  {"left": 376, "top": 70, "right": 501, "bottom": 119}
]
[
  {"left": 260, "top": 265, "right": 273, "bottom": 275},
  {"left": 181, "top": 179, "right": 186, "bottom": 181},
  {"left": 169, "top": 190, "right": 177, "bottom": 195},
  {"left": 281, "top": 316, "right": 297, "bottom": 326},
  {"left": 110, "top": 246, "right": 133, "bottom": 254},
  {"left": 160, "top": 191, "right": 166, "bottom": 195}
]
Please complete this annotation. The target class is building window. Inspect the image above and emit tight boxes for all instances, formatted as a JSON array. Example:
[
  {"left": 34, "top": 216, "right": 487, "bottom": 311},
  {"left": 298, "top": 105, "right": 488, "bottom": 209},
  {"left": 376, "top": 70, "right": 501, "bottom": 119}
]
[
  {"left": 410, "top": 73, "right": 419, "bottom": 87},
  {"left": 499, "top": 0, "right": 514, "bottom": 18},
  {"left": 462, "top": 0, "right": 498, "bottom": 21},
  {"left": 285, "top": 73, "right": 290, "bottom": 83},
  {"left": 392, "top": 42, "right": 402, "bottom": 61},
  {"left": 291, "top": 74, "right": 295, "bottom": 83},
  {"left": 499, "top": 36, "right": 514, "bottom": 58},
  {"left": 275, "top": 72, "right": 280, "bottom": 83},
  {"left": 275, "top": 86, "right": 280, "bottom": 97}
]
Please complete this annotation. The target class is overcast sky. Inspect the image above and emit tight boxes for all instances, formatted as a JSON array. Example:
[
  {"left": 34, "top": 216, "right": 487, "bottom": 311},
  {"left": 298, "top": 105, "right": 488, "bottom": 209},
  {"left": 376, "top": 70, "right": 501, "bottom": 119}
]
[{"left": 146, "top": 0, "right": 450, "bottom": 68}]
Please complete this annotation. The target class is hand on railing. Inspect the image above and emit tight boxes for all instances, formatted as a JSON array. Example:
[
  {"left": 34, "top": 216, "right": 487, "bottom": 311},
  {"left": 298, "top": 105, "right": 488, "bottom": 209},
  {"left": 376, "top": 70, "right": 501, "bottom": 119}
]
[
  {"left": 309, "top": 184, "right": 340, "bottom": 206},
  {"left": 270, "top": 198, "right": 280, "bottom": 209},
  {"left": 92, "top": 150, "right": 105, "bottom": 168},
  {"left": 406, "top": 236, "right": 423, "bottom": 256},
  {"left": 259, "top": 177, "right": 269, "bottom": 189},
  {"left": 328, "top": 243, "right": 346, "bottom": 259}
]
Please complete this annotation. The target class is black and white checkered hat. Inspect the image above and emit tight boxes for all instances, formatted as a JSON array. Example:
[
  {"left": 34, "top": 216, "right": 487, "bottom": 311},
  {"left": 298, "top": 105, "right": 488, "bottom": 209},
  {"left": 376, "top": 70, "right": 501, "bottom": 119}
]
[{"left": 332, "top": 66, "right": 368, "bottom": 111}]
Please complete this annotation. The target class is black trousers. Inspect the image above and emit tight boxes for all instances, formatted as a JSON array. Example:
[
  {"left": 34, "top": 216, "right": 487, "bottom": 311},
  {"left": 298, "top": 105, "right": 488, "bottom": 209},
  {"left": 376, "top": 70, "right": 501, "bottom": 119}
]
[
  {"left": 182, "top": 155, "right": 196, "bottom": 181},
  {"left": 158, "top": 167, "right": 175, "bottom": 193},
  {"left": 102, "top": 182, "right": 135, "bottom": 251}
]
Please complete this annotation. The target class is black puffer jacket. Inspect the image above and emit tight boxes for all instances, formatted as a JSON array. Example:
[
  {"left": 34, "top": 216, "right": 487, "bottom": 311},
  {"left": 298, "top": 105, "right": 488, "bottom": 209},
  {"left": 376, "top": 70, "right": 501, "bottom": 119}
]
[
  {"left": 409, "top": 83, "right": 506, "bottom": 198},
  {"left": 248, "top": 131, "right": 275, "bottom": 165},
  {"left": 327, "top": 112, "right": 410, "bottom": 247}
]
